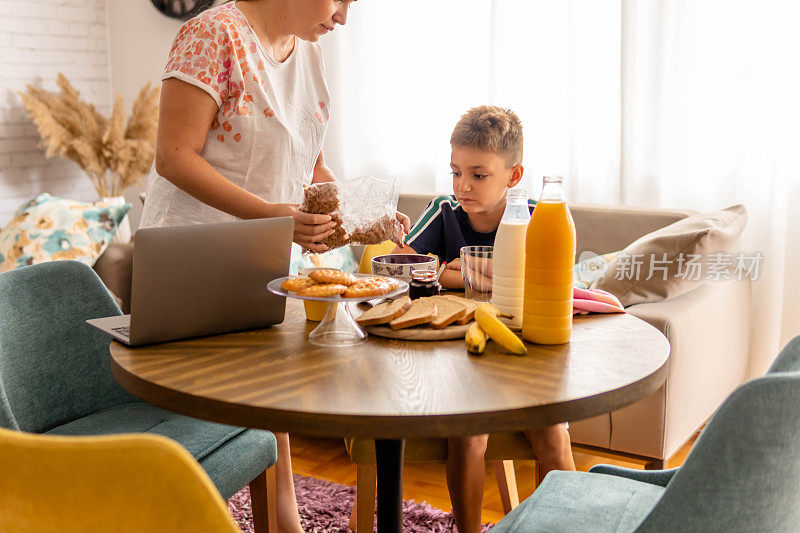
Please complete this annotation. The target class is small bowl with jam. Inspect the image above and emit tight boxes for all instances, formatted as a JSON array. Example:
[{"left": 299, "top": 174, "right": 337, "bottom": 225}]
[
  {"left": 371, "top": 254, "right": 437, "bottom": 283},
  {"left": 408, "top": 269, "right": 442, "bottom": 300}
]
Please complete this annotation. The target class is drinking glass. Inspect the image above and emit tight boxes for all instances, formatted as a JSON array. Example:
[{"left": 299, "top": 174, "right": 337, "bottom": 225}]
[{"left": 460, "top": 246, "right": 493, "bottom": 302}]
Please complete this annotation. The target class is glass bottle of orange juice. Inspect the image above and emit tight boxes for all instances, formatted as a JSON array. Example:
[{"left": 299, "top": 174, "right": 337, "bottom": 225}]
[{"left": 522, "top": 176, "right": 576, "bottom": 344}]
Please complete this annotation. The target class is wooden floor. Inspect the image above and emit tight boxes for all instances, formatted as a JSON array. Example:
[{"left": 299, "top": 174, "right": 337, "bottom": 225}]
[{"left": 290, "top": 433, "right": 697, "bottom": 526}]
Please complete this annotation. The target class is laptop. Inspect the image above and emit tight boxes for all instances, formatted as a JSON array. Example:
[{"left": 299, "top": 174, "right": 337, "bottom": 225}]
[{"left": 87, "top": 217, "right": 293, "bottom": 346}]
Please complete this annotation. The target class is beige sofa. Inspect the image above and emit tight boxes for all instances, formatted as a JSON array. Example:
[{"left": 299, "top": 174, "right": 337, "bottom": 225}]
[{"left": 93, "top": 193, "right": 751, "bottom": 468}]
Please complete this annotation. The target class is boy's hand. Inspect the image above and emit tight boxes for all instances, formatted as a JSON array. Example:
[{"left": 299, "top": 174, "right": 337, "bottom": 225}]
[
  {"left": 453, "top": 257, "right": 493, "bottom": 292},
  {"left": 446, "top": 259, "right": 462, "bottom": 272},
  {"left": 464, "top": 256, "right": 493, "bottom": 278},
  {"left": 438, "top": 267, "right": 464, "bottom": 289},
  {"left": 438, "top": 259, "right": 465, "bottom": 290},
  {"left": 467, "top": 269, "right": 493, "bottom": 292}
]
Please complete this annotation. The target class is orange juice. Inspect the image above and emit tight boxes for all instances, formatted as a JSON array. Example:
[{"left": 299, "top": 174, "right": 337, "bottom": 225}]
[
  {"left": 522, "top": 176, "right": 576, "bottom": 344},
  {"left": 299, "top": 267, "right": 338, "bottom": 321},
  {"left": 304, "top": 300, "right": 335, "bottom": 321}
]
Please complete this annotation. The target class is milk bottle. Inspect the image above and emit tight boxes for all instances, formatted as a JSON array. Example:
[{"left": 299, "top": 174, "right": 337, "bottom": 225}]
[{"left": 492, "top": 188, "right": 531, "bottom": 329}]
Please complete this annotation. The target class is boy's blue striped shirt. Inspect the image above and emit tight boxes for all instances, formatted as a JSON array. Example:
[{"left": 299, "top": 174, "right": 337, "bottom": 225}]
[{"left": 406, "top": 194, "right": 536, "bottom": 264}]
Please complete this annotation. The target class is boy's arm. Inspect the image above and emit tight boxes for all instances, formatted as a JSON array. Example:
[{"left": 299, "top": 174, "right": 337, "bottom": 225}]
[
  {"left": 440, "top": 266, "right": 464, "bottom": 289},
  {"left": 392, "top": 198, "right": 445, "bottom": 258}
]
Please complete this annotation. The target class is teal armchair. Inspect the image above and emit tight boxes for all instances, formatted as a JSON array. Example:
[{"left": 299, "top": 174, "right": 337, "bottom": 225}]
[
  {"left": 0, "top": 261, "right": 277, "bottom": 530},
  {"left": 492, "top": 335, "right": 800, "bottom": 532}
]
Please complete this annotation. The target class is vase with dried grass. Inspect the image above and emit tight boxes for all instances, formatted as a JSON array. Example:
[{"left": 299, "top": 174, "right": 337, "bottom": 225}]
[{"left": 19, "top": 73, "right": 159, "bottom": 243}]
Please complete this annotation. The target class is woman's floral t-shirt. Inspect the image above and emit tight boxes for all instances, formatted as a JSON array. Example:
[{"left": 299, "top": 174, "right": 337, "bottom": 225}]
[{"left": 140, "top": 2, "right": 330, "bottom": 228}]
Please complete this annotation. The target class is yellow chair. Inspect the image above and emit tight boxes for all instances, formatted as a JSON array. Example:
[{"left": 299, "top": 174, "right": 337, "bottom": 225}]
[
  {"left": 358, "top": 240, "right": 398, "bottom": 274},
  {"left": 0, "top": 426, "right": 275, "bottom": 533}
]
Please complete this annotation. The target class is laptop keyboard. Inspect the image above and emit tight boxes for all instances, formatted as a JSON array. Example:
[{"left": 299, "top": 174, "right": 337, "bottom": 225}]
[{"left": 112, "top": 326, "right": 130, "bottom": 338}]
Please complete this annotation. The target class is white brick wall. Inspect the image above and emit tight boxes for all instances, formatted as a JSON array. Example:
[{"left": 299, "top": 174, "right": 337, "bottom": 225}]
[{"left": 0, "top": 0, "right": 110, "bottom": 225}]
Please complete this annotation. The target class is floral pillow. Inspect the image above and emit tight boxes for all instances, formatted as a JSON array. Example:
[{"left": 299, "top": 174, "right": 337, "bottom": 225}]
[{"left": 0, "top": 193, "right": 131, "bottom": 273}]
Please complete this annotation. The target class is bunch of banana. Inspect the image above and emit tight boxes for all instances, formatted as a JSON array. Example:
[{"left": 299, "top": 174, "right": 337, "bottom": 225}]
[
  {"left": 465, "top": 303, "right": 528, "bottom": 355},
  {"left": 465, "top": 322, "right": 487, "bottom": 354}
]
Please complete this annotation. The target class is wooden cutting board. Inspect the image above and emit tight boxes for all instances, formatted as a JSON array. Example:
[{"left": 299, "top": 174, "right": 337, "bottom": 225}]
[
  {"left": 363, "top": 322, "right": 471, "bottom": 341},
  {"left": 355, "top": 294, "right": 473, "bottom": 341}
]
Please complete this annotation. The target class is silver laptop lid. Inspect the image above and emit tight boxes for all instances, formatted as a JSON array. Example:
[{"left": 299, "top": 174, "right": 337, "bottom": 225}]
[{"left": 129, "top": 217, "right": 293, "bottom": 345}]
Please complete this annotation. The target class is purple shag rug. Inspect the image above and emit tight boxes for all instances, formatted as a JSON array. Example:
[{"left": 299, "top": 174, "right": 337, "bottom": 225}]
[{"left": 228, "top": 473, "right": 494, "bottom": 532}]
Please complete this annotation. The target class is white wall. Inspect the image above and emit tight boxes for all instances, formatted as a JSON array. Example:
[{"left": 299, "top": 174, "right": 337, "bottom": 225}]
[
  {"left": 106, "top": 0, "right": 189, "bottom": 230},
  {"left": 106, "top": 0, "right": 183, "bottom": 109},
  {"left": 0, "top": 0, "right": 111, "bottom": 226}
]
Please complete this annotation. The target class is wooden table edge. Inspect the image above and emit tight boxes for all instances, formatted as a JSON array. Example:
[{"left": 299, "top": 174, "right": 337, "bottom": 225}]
[{"left": 110, "top": 350, "right": 668, "bottom": 439}]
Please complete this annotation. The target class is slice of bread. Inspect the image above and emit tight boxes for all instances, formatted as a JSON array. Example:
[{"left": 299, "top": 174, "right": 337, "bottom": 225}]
[
  {"left": 389, "top": 297, "right": 438, "bottom": 330},
  {"left": 356, "top": 295, "right": 412, "bottom": 326},
  {"left": 443, "top": 295, "right": 480, "bottom": 324},
  {"left": 430, "top": 296, "right": 467, "bottom": 329}
]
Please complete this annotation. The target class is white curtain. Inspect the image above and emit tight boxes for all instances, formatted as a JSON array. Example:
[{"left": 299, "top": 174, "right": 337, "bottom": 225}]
[
  {"left": 323, "top": 1, "right": 621, "bottom": 202},
  {"left": 321, "top": 0, "right": 800, "bottom": 371},
  {"left": 619, "top": 0, "right": 800, "bottom": 373}
]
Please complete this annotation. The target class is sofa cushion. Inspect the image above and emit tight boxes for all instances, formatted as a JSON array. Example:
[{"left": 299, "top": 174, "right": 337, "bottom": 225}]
[
  {"left": 595, "top": 205, "right": 747, "bottom": 306},
  {"left": 492, "top": 470, "right": 665, "bottom": 533},
  {"left": 0, "top": 193, "right": 130, "bottom": 273},
  {"left": 571, "top": 205, "right": 694, "bottom": 259}
]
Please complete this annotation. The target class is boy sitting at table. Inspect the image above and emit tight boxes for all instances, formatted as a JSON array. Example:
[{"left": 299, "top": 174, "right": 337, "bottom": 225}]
[{"left": 392, "top": 105, "right": 576, "bottom": 533}]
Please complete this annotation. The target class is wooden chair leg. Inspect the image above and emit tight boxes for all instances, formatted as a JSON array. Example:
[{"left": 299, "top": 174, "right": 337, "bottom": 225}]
[
  {"left": 250, "top": 466, "right": 278, "bottom": 533},
  {"left": 645, "top": 458, "right": 667, "bottom": 470},
  {"left": 348, "top": 463, "right": 377, "bottom": 532},
  {"left": 493, "top": 460, "right": 520, "bottom": 514},
  {"left": 348, "top": 492, "right": 358, "bottom": 532}
]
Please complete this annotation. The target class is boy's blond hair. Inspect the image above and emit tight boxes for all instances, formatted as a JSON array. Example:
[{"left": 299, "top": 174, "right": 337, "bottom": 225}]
[{"left": 450, "top": 105, "right": 523, "bottom": 167}]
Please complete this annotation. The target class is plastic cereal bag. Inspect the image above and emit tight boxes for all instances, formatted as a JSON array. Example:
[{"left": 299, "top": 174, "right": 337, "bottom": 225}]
[{"left": 300, "top": 176, "right": 403, "bottom": 252}]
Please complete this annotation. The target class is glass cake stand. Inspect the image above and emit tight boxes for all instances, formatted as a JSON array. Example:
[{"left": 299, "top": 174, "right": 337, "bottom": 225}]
[{"left": 267, "top": 274, "right": 409, "bottom": 347}]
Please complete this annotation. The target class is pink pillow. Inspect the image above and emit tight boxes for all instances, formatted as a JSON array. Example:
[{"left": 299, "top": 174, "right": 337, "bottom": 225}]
[{"left": 573, "top": 288, "right": 625, "bottom": 315}]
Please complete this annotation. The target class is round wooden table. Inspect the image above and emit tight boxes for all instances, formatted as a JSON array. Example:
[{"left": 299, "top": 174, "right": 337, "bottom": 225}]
[{"left": 110, "top": 299, "right": 669, "bottom": 532}]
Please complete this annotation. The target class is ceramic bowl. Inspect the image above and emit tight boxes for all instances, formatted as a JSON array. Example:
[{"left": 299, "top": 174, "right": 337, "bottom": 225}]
[{"left": 371, "top": 254, "right": 437, "bottom": 283}]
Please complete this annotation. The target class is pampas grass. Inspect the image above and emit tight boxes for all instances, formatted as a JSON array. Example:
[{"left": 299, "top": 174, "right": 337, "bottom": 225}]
[{"left": 19, "top": 73, "right": 159, "bottom": 198}]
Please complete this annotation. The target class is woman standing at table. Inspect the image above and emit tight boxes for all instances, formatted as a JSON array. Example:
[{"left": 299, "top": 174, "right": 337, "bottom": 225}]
[
  {"left": 138, "top": 1, "right": 407, "bottom": 531},
  {"left": 140, "top": 0, "right": 349, "bottom": 249}
]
